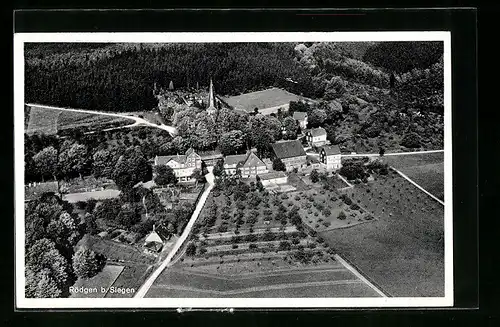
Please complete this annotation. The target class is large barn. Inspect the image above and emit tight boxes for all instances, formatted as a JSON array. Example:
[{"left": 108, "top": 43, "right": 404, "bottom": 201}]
[{"left": 271, "top": 140, "right": 307, "bottom": 171}]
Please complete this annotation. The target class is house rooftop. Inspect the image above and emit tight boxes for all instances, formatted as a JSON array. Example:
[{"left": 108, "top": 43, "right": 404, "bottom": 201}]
[
  {"left": 198, "top": 149, "right": 223, "bottom": 160},
  {"left": 224, "top": 154, "right": 248, "bottom": 166},
  {"left": 155, "top": 154, "right": 186, "bottom": 166},
  {"left": 241, "top": 152, "right": 266, "bottom": 168},
  {"left": 293, "top": 111, "right": 308, "bottom": 120},
  {"left": 309, "top": 127, "right": 327, "bottom": 137},
  {"left": 321, "top": 144, "right": 341, "bottom": 156},
  {"left": 271, "top": 140, "right": 306, "bottom": 159}
]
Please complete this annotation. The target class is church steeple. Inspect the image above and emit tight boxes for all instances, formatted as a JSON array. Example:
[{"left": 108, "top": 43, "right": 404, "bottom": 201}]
[{"left": 207, "top": 78, "right": 217, "bottom": 116}]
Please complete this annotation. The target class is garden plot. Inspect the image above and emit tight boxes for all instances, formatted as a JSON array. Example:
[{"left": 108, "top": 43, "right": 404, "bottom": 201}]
[
  {"left": 284, "top": 189, "right": 372, "bottom": 232},
  {"left": 196, "top": 189, "right": 299, "bottom": 234}
]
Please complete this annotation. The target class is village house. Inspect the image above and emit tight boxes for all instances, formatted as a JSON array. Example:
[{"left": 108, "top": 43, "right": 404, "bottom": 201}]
[
  {"left": 258, "top": 171, "right": 288, "bottom": 187},
  {"left": 306, "top": 127, "right": 328, "bottom": 147},
  {"left": 292, "top": 111, "right": 308, "bottom": 130},
  {"left": 153, "top": 148, "right": 202, "bottom": 182},
  {"left": 319, "top": 145, "right": 342, "bottom": 170},
  {"left": 143, "top": 224, "right": 170, "bottom": 255},
  {"left": 271, "top": 140, "right": 307, "bottom": 171},
  {"left": 223, "top": 151, "right": 268, "bottom": 178}
]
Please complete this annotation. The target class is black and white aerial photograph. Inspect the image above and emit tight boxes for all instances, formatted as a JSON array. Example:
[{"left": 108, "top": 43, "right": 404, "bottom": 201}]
[{"left": 15, "top": 32, "right": 452, "bottom": 308}]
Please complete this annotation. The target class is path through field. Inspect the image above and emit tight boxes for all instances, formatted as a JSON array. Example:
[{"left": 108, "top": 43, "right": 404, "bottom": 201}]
[
  {"left": 26, "top": 103, "right": 177, "bottom": 136},
  {"left": 134, "top": 168, "right": 215, "bottom": 298}
]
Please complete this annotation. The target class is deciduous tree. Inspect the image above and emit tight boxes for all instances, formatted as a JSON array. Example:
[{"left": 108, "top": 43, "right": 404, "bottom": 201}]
[
  {"left": 272, "top": 157, "right": 286, "bottom": 171},
  {"left": 72, "top": 247, "right": 106, "bottom": 279},
  {"left": 154, "top": 165, "right": 178, "bottom": 186},
  {"left": 219, "top": 130, "right": 245, "bottom": 155},
  {"left": 33, "top": 146, "right": 59, "bottom": 181}
]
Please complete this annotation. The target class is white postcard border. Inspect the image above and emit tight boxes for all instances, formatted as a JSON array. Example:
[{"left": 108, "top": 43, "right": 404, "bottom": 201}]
[{"left": 14, "top": 31, "right": 453, "bottom": 309}]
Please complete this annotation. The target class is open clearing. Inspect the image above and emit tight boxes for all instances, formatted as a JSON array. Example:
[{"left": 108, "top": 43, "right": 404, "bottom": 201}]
[
  {"left": 321, "top": 172, "right": 444, "bottom": 297},
  {"left": 62, "top": 189, "right": 121, "bottom": 203},
  {"left": 25, "top": 105, "right": 132, "bottom": 135},
  {"left": 381, "top": 152, "right": 444, "bottom": 200},
  {"left": 224, "top": 87, "right": 306, "bottom": 114}
]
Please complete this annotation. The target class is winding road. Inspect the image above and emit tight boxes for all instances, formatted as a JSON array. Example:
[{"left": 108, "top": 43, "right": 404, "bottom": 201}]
[
  {"left": 134, "top": 168, "right": 215, "bottom": 298},
  {"left": 26, "top": 103, "right": 177, "bottom": 136}
]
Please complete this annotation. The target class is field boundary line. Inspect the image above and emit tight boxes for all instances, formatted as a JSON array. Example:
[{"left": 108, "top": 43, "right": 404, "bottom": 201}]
[
  {"left": 336, "top": 174, "right": 353, "bottom": 188},
  {"left": 152, "top": 279, "right": 363, "bottom": 296},
  {"left": 390, "top": 167, "right": 445, "bottom": 206},
  {"left": 175, "top": 266, "right": 347, "bottom": 280},
  {"left": 334, "top": 254, "right": 388, "bottom": 298}
]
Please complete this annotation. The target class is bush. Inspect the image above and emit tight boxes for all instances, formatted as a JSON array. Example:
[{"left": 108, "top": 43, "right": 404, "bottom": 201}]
[
  {"left": 217, "top": 224, "right": 228, "bottom": 233},
  {"left": 350, "top": 203, "right": 360, "bottom": 210},
  {"left": 186, "top": 242, "right": 197, "bottom": 256},
  {"left": 279, "top": 241, "right": 292, "bottom": 251},
  {"left": 310, "top": 169, "right": 319, "bottom": 183},
  {"left": 232, "top": 244, "right": 238, "bottom": 249},
  {"left": 323, "top": 221, "right": 331, "bottom": 227},
  {"left": 338, "top": 211, "right": 347, "bottom": 220},
  {"left": 249, "top": 243, "right": 258, "bottom": 249}
]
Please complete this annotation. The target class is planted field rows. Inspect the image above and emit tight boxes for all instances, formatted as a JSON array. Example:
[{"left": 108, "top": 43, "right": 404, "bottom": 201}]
[
  {"left": 381, "top": 152, "right": 444, "bottom": 200},
  {"left": 322, "top": 173, "right": 444, "bottom": 297},
  {"left": 147, "top": 261, "right": 380, "bottom": 298}
]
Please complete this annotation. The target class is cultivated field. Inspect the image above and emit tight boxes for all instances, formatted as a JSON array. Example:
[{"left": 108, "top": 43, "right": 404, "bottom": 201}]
[
  {"left": 321, "top": 172, "right": 444, "bottom": 297},
  {"left": 381, "top": 152, "right": 444, "bottom": 200},
  {"left": 283, "top": 189, "right": 373, "bottom": 232},
  {"left": 147, "top": 175, "right": 382, "bottom": 298},
  {"left": 147, "top": 253, "right": 380, "bottom": 298},
  {"left": 25, "top": 105, "right": 132, "bottom": 135}
]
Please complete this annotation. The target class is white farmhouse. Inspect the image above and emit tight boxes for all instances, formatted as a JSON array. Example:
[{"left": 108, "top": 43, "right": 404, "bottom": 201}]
[
  {"left": 153, "top": 148, "right": 202, "bottom": 182},
  {"left": 306, "top": 127, "right": 328, "bottom": 147},
  {"left": 319, "top": 145, "right": 342, "bottom": 170}
]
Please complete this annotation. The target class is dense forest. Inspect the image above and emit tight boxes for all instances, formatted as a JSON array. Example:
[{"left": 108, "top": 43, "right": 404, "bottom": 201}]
[
  {"left": 25, "top": 43, "right": 315, "bottom": 112},
  {"left": 25, "top": 41, "right": 443, "bottom": 113}
]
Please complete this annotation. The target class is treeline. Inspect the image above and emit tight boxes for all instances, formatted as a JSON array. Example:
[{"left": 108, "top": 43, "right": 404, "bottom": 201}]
[
  {"left": 25, "top": 43, "right": 318, "bottom": 112},
  {"left": 25, "top": 127, "right": 174, "bottom": 184},
  {"left": 362, "top": 41, "right": 444, "bottom": 73},
  {"left": 25, "top": 194, "right": 106, "bottom": 297}
]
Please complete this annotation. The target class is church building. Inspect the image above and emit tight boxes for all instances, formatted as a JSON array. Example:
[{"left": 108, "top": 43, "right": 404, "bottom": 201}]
[{"left": 206, "top": 79, "right": 218, "bottom": 116}]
